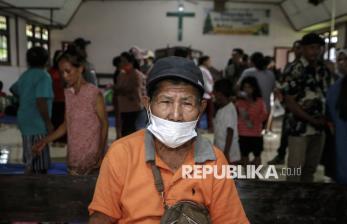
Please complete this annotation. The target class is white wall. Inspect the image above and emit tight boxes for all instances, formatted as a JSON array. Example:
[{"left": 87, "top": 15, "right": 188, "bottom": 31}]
[
  {"left": 50, "top": 0, "right": 303, "bottom": 74},
  {"left": 336, "top": 24, "right": 346, "bottom": 49}
]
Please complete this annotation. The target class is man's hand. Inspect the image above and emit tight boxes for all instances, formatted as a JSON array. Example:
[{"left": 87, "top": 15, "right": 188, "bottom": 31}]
[
  {"left": 327, "top": 122, "right": 335, "bottom": 135},
  {"left": 309, "top": 117, "right": 327, "bottom": 129},
  {"left": 32, "top": 139, "right": 48, "bottom": 156},
  {"left": 37, "top": 98, "right": 53, "bottom": 133}
]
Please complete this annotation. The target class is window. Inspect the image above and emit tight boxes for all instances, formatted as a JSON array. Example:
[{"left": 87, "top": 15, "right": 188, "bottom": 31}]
[
  {"left": 322, "top": 30, "right": 338, "bottom": 62},
  {"left": 0, "top": 15, "right": 10, "bottom": 65},
  {"left": 26, "top": 24, "right": 49, "bottom": 51}
]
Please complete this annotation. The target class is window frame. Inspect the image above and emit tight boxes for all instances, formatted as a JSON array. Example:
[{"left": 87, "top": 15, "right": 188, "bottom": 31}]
[
  {"left": 319, "top": 30, "right": 338, "bottom": 62},
  {"left": 26, "top": 23, "right": 50, "bottom": 55},
  {"left": 0, "top": 15, "right": 11, "bottom": 66}
]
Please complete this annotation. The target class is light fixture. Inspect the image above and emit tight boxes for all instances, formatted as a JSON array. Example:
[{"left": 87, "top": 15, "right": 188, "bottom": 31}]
[{"left": 178, "top": 3, "right": 184, "bottom": 12}]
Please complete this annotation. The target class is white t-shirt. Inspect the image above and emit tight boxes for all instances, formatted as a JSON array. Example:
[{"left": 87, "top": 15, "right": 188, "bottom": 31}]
[
  {"left": 213, "top": 102, "right": 241, "bottom": 162},
  {"left": 199, "top": 66, "right": 214, "bottom": 99}
]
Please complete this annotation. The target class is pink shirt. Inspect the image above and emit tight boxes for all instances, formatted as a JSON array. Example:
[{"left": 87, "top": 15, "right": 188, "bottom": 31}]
[{"left": 65, "top": 84, "right": 101, "bottom": 174}]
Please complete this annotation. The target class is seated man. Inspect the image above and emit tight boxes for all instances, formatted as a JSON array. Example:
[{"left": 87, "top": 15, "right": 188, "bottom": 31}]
[{"left": 88, "top": 56, "right": 249, "bottom": 223}]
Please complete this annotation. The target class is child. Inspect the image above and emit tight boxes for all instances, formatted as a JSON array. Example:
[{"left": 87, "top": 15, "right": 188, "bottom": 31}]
[
  {"left": 236, "top": 76, "right": 268, "bottom": 165},
  {"left": 213, "top": 79, "right": 240, "bottom": 164},
  {"left": 10, "top": 47, "right": 53, "bottom": 174},
  {"left": 33, "top": 46, "right": 109, "bottom": 175}
]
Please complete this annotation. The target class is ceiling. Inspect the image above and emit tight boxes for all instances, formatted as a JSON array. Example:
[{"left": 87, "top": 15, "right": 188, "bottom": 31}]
[
  {"left": 280, "top": 0, "right": 347, "bottom": 31},
  {"left": 0, "top": 0, "right": 346, "bottom": 31},
  {"left": 0, "top": 0, "right": 81, "bottom": 27}
]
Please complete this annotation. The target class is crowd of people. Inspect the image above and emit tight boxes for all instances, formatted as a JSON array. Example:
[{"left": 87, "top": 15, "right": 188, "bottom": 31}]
[
  {"left": 1, "top": 32, "right": 347, "bottom": 223},
  {"left": 207, "top": 33, "right": 346, "bottom": 184},
  {"left": 1, "top": 32, "right": 346, "bottom": 185}
]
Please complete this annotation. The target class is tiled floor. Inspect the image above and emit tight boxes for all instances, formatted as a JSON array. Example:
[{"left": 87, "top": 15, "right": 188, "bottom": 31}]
[{"left": 0, "top": 116, "right": 328, "bottom": 182}]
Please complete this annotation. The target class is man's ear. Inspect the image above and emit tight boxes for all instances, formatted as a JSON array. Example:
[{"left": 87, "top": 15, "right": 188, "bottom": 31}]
[
  {"left": 199, "top": 99, "right": 207, "bottom": 114},
  {"left": 142, "top": 96, "right": 150, "bottom": 110}
]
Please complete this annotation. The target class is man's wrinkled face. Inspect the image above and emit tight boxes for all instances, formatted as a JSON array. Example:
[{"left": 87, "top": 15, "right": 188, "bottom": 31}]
[
  {"left": 143, "top": 80, "right": 206, "bottom": 122},
  {"left": 337, "top": 52, "right": 347, "bottom": 76},
  {"left": 302, "top": 44, "right": 322, "bottom": 62}
]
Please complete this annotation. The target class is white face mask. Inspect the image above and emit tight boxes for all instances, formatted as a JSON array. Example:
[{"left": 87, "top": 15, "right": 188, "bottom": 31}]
[{"left": 147, "top": 107, "right": 199, "bottom": 149}]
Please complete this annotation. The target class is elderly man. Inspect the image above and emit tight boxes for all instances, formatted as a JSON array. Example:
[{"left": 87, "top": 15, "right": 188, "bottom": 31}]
[{"left": 88, "top": 56, "right": 249, "bottom": 223}]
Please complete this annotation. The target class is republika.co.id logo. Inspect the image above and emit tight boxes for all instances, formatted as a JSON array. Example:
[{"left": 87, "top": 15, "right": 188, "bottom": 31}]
[{"left": 182, "top": 165, "right": 302, "bottom": 180}]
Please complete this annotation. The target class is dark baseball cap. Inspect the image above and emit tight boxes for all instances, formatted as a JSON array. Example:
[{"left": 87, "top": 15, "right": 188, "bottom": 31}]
[
  {"left": 147, "top": 56, "right": 204, "bottom": 93},
  {"left": 73, "top": 37, "right": 91, "bottom": 49},
  {"left": 301, "top": 33, "right": 325, "bottom": 46}
]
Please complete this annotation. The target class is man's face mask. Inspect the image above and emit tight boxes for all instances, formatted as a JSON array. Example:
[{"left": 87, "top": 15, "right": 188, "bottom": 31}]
[{"left": 147, "top": 106, "right": 199, "bottom": 149}]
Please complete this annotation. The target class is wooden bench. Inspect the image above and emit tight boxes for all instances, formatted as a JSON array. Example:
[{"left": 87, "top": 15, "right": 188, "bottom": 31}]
[{"left": 1, "top": 175, "right": 346, "bottom": 223}]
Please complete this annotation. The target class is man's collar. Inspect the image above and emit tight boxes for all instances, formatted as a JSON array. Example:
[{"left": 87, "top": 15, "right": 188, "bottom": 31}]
[
  {"left": 300, "top": 57, "right": 324, "bottom": 68},
  {"left": 144, "top": 129, "right": 216, "bottom": 163},
  {"left": 300, "top": 57, "right": 310, "bottom": 67}
]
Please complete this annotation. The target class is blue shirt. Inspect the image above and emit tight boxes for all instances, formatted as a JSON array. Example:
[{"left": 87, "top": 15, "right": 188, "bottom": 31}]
[
  {"left": 326, "top": 78, "right": 347, "bottom": 184},
  {"left": 11, "top": 68, "right": 54, "bottom": 135}
]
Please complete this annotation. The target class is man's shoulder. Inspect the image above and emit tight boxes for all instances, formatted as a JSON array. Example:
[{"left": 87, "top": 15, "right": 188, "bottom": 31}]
[
  {"left": 110, "top": 129, "right": 145, "bottom": 147},
  {"left": 37, "top": 69, "right": 52, "bottom": 83},
  {"left": 210, "top": 145, "right": 229, "bottom": 164},
  {"left": 220, "top": 102, "right": 236, "bottom": 114},
  {"left": 21, "top": 68, "right": 47, "bottom": 79},
  {"left": 327, "top": 78, "right": 342, "bottom": 96},
  {"left": 265, "top": 70, "right": 276, "bottom": 80},
  {"left": 107, "top": 130, "right": 146, "bottom": 157},
  {"left": 286, "top": 60, "right": 304, "bottom": 75},
  {"left": 243, "top": 67, "right": 256, "bottom": 75},
  {"left": 238, "top": 68, "right": 254, "bottom": 82}
]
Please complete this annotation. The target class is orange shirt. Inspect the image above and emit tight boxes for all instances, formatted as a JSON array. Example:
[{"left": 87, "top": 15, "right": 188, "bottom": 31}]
[{"left": 88, "top": 129, "right": 249, "bottom": 223}]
